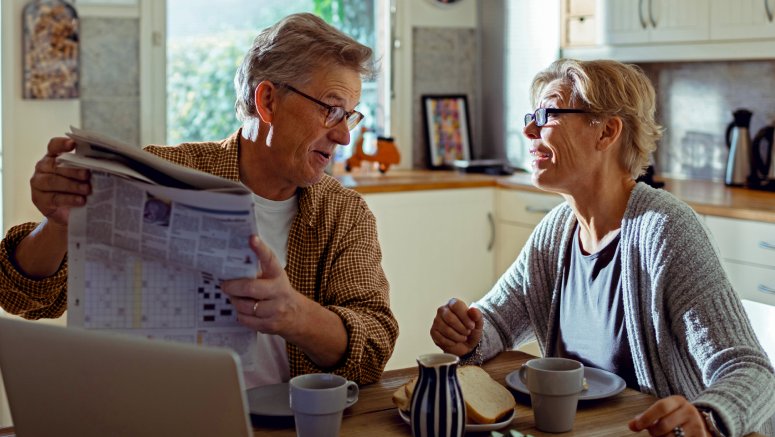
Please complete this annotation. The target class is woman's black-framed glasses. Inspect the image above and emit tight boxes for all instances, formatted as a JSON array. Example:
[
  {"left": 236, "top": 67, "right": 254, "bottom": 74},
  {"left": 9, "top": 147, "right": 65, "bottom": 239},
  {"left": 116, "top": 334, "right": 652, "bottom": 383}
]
[
  {"left": 281, "top": 84, "right": 364, "bottom": 130},
  {"left": 524, "top": 108, "right": 588, "bottom": 127}
]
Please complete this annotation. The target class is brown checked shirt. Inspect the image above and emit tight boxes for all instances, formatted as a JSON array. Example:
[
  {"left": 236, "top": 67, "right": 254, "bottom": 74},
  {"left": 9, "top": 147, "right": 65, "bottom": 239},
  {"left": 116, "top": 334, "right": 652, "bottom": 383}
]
[{"left": 0, "top": 129, "right": 399, "bottom": 385}]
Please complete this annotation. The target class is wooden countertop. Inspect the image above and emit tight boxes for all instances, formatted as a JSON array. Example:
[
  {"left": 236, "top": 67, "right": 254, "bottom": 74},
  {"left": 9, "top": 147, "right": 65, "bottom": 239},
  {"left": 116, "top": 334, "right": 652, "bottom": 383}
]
[{"left": 335, "top": 170, "right": 775, "bottom": 224}]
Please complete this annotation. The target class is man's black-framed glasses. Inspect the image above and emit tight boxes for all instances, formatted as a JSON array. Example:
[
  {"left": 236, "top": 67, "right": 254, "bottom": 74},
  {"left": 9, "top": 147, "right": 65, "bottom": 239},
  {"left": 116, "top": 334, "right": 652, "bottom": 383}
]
[
  {"left": 281, "top": 84, "right": 364, "bottom": 131},
  {"left": 524, "top": 108, "right": 588, "bottom": 127}
]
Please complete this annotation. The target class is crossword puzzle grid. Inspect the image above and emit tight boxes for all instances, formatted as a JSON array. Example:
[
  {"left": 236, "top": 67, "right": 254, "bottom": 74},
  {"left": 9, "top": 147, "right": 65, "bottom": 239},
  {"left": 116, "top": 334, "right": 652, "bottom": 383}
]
[
  {"left": 85, "top": 257, "right": 242, "bottom": 331},
  {"left": 84, "top": 260, "right": 134, "bottom": 329},
  {"left": 197, "top": 272, "right": 241, "bottom": 328},
  {"left": 141, "top": 263, "right": 198, "bottom": 329}
]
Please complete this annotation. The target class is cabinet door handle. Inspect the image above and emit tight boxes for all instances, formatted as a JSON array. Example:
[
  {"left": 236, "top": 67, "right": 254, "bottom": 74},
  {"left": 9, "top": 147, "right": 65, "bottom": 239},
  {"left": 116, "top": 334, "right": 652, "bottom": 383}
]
[
  {"left": 487, "top": 212, "right": 495, "bottom": 252},
  {"left": 638, "top": 0, "right": 648, "bottom": 29},
  {"left": 525, "top": 206, "right": 553, "bottom": 214},
  {"left": 766, "top": 0, "right": 774, "bottom": 22},
  {"left": 758, "top": 284, "right": 775, "bottom": 294},
  {"left": 760, "top": 241, "right": 775, "bottom": 250},
  {"left": 648, "top": 0, "right": 660, "bottom": 27}
]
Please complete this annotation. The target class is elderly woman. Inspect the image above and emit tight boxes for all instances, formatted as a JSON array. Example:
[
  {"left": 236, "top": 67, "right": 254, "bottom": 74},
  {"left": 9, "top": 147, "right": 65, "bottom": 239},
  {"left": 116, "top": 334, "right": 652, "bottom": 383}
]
[
  {"left": 2, "top": 13, "right": 397, "bottom": 387},
  {"left": 431, "top": 59, "right": 775, "bottom": 437}
]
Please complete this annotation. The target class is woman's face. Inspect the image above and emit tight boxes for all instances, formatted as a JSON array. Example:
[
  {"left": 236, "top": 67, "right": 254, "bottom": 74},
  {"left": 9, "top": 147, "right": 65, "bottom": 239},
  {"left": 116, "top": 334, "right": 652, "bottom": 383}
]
[{"left": 523, "top": 80, "right": 603, "bottom": 194}]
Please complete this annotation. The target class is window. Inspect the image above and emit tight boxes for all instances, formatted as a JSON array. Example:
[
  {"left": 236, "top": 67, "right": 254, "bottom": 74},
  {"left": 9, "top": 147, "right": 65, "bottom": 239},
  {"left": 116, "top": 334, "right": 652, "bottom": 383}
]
[
  {"left": 504, "top": 0, "right": 560, "bottom": 170},
  {"left": 165, "top": 0, "right": 388, "bottom": 160}
]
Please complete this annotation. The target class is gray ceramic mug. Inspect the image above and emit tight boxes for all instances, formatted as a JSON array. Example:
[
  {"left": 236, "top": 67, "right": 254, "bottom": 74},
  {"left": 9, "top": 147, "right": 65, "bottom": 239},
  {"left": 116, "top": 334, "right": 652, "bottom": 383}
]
[
  {"left": 289, "top": 374, "right": 359, "bottom": 437},
  {"left": 518, "top": 358, "right": 584, "bottom": 433}
]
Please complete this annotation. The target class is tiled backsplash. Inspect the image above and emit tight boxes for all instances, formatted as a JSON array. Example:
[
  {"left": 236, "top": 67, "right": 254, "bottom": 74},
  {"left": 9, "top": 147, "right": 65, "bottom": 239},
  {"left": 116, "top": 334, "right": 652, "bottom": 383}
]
[
  {"left": 80, "top": 17, "right": 141, "bottom": 147},
  {"left": 638, "top": 61, "right": 775, "bottom": 180}
]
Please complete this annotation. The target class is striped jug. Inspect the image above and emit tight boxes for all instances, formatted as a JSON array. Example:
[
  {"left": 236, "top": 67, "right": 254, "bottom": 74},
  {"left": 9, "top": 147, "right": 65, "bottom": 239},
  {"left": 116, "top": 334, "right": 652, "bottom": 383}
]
[{"left": 410, "top": 353, "right": 465, "bottom": 437}]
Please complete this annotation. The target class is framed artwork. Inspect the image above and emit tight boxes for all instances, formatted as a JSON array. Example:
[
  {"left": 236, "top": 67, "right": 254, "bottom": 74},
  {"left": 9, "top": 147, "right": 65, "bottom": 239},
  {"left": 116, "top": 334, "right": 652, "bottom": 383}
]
[
  {"left": 23, "top": 0, "right": 79, "bottom": 99},
  {"left": 422, "top": 95, "right": 473, "bottom": 169}
]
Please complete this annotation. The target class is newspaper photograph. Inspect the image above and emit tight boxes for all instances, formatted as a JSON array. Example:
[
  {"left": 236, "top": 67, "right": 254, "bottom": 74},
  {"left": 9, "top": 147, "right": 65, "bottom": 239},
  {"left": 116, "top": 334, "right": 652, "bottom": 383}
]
[{"left": 63, "top": 128, "right": 261, "bottom": 370}]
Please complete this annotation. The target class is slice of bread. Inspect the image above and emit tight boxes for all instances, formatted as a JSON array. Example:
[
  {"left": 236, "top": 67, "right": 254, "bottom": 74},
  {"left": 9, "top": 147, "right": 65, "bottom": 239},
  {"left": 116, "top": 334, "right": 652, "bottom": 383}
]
[
  {"left": 392, "top": 376, "right": 418, "bottom": 411},
  {"left": 457, "top": 365, "right": 516, "bottom": 424},
  {"left": 392, "top": 382, "right": 411, "bottom": 411},
  {"left": 392, "top": 367, "right": 515, "bottom": 425}
]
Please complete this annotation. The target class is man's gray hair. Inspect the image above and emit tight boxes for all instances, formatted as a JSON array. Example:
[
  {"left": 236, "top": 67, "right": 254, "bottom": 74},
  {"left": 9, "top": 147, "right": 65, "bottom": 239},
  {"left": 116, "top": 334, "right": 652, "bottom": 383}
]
[{"left": 234, "top": 13, "right": 377, "bottom": 124}]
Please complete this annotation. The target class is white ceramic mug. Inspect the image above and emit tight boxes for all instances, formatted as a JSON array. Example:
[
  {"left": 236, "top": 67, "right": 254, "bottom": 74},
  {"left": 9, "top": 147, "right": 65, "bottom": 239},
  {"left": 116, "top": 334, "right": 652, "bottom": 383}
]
[
  {"left": 518, "top": 358, "right": 584, "bottom": 433},
  {"left": 289, "top": 374, "right": 359, "bottom": 437}
]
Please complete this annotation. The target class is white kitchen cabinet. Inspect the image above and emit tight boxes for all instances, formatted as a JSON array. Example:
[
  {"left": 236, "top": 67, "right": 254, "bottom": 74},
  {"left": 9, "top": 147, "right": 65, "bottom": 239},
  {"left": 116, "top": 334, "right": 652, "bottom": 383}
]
[
  {"left": 705, "top": 216, "right": 775, "bottom": 269},
  {"left": 599, "top": 0, "right": 709, "bottom": 44},
  {"left": 704, "top": 216, "right": 775, "bottom": 306},
  {"left": 598, "top": 0, "right": 651, "bottom": 44},
  {"left": 649, "top": 0, "right": 710, "bottom": 42},
  {"left": 362, "top": 188, "right": 496, "bottom": 370},
  {"left": 710, "top": 0, "right": 775, "bottom": 40},
  {"left": 493, "top": 188, "right": 564, "bottom": 279},
  {"left": 566, "top": 0, "right": 775, "bottom": 61},
  {"left": 725, "top": 261, "right": 775, "bottom": 306},
  {"left": 496, "top": 189, "right": 565, "bottom": 226}
]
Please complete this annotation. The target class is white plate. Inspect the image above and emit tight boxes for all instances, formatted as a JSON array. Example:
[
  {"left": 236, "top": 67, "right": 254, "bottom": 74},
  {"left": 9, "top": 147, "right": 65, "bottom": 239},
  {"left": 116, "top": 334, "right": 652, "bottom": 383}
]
[
  {"left": 397, "top": 407, "right": 515, "bottom": 433},
  {"left": 505, "top": 366, "right": 626, "bottom": 401},
  {"left": 246, "top": 383, "right": 293, "bottom": 416}
]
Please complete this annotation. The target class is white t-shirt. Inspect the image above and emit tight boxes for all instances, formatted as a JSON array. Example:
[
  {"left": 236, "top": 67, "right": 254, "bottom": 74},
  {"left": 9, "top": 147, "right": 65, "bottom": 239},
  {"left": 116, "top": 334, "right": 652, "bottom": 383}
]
[{"left": 242, "top": 190, "right": 298, "bottom": 389}]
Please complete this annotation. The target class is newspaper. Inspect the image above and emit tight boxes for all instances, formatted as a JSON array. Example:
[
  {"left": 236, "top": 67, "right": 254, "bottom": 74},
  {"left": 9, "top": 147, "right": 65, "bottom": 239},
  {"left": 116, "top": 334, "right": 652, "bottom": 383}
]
[{"left": 63, "top": 127, "right": 260, "bottom": 370}]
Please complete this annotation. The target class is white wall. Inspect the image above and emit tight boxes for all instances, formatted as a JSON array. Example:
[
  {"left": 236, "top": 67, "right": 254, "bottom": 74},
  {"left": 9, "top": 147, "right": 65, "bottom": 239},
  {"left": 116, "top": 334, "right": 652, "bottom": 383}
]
[
  {"left": 1, "top": 0, "right": 82, "bottom": 236},
  {"left": 392, "top": 0, "right": 478, "bottom": 168}
]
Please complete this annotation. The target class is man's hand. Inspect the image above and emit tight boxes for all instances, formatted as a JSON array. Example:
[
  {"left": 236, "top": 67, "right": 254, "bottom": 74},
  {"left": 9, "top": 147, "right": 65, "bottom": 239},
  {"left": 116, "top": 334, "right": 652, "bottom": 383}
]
[
  {"left": 629, "top": 395, "right": 710, "bottom": 437},
  {"left": 222, "top": 236, "right": 348, "bottom": 367},
  {"left": 30, "top": 138, "right": 91, "bottom": 228},
  {"left": 221, "top": 236, "right": 306, "bottom": 337},
  {"left": 430, "top": 298, "right": 484, "bottom": 356},
  {"left": 11, "top": 138, "right": 90, "bottom": 279}
]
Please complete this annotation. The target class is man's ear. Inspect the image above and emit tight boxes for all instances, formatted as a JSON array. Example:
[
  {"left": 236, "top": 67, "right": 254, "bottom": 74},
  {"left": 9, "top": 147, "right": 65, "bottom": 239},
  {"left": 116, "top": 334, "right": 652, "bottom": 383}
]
[
  {"left": 597, "top": 115, "right": 623, "bottom": 152},
  {"left": 254, "top": 81, "right": 277, "bottom": 123}
]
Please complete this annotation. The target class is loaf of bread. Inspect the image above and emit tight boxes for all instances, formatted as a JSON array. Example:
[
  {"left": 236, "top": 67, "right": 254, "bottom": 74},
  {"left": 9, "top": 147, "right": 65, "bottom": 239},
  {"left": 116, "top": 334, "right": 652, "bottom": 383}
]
[{"left": 392, "top": 366, "right": 515, "bottom": 425}]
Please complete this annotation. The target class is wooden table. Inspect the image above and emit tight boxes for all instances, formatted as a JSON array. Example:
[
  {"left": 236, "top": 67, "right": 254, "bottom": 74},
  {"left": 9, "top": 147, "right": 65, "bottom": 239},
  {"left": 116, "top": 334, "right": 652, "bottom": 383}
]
[
  {"left": 252, "top": 351, "right": 765, "bottom": 437},
  {"left": 0, "top": 351, "right": 765, "bottom": 436}
]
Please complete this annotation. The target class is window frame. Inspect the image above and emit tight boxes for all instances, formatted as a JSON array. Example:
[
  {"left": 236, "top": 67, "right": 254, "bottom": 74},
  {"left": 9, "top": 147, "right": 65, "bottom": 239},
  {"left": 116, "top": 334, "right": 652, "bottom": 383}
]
[{"left": 141, "top": 1, "right": 391, "bottom": 149}]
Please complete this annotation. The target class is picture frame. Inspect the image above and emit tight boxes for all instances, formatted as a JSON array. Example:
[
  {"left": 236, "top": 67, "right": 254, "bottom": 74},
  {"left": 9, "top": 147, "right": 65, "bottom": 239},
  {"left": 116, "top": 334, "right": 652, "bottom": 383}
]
[{"left": 422, "top": 95, "right": 473, "bottom": 169}]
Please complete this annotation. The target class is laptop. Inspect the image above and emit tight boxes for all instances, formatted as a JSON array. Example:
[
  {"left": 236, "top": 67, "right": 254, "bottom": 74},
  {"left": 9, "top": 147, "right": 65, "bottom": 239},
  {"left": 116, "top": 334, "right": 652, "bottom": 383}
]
[{"left": 0, "top": 318, "right": 252, "bottom": 437}]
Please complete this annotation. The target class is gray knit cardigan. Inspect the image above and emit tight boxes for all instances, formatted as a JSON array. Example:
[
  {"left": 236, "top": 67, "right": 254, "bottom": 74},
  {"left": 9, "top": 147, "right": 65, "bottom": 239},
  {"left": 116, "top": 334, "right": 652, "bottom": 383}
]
[{"left": 469, "top": 183, "right": 775, "bottom": 437}]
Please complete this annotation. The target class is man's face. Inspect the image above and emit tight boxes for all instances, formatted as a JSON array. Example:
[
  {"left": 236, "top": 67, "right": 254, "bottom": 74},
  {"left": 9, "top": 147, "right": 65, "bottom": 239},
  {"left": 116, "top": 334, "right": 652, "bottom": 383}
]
[{"left": 265, "top": 66, "right": 362, "bottom": 188}]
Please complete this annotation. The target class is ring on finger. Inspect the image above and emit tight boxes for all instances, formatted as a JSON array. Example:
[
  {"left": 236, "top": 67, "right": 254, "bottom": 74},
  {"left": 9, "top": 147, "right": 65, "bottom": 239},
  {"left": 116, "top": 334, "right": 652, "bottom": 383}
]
[
  {"left": 252, "top": 300, "right": 259, "bottom": 316},
  {"left": 673, "top": 426, "right": 685, "bottom": 437}
]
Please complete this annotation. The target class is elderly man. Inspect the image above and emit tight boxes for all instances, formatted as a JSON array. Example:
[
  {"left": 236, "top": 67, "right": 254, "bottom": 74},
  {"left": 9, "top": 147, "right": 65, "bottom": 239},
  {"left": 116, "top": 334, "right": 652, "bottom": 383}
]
[{"left": 0, "top": 13, "right": 398, "bottom": 387}]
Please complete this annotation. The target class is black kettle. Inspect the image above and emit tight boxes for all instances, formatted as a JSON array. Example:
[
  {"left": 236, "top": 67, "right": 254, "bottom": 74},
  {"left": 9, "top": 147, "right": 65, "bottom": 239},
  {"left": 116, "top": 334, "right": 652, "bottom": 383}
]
[{"left": 752, "top": 124, "right": 775, "bottom": 190}]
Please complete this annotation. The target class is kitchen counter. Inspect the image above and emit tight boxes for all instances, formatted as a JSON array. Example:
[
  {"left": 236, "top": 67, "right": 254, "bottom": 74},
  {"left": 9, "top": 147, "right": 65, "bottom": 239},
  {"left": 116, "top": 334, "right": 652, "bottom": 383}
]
[{"left": 335, "top": 170, "right": 775, "bottom": 224}]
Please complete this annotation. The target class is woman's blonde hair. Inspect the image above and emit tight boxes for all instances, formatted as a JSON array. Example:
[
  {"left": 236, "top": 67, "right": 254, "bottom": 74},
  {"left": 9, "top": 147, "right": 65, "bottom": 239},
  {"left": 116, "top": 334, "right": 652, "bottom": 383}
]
[
  {"left": 234, "top": 13, "right": 377, "bottom": 123},
  {"left": 529, "top": 59, "right": 663, "bottom": 179}
]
